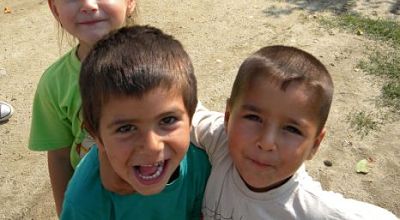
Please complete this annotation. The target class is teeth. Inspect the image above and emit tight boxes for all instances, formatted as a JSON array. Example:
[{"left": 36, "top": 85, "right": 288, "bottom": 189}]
[
  {"left": 141, "top": 161, "right": 163, "bottom": 167},
  {"left": 136, "top": 161, "right": 165, "bottom": 180},
  {"left": 138, "top": 165, "right": 163, "bottom": 180}
]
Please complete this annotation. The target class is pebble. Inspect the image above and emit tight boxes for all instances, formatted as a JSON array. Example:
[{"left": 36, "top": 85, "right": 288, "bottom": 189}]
[{"left": 323, "top": 160, "right": 333, "bottom": 167}]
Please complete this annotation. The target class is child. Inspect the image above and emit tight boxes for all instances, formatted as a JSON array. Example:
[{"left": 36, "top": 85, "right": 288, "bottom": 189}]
[
  {"left": 28, "top": 0, "right": 137, "bottom": 215},
  {"left": 191, "top": 45, "right": 398, "bottom": 219},
  {"left": 60, "top": 25, "right": 211, "bottom": 219}
]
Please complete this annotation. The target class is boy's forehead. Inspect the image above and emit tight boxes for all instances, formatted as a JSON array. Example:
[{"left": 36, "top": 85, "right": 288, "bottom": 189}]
[
  {"left": 238, "top": 79, "right": 322, "bottom": 122},
  {"left": 100, "top": 88, "right": 186, "bottom": 117},
  {"left": 103, "top": 87, "right": 181, "bottom": 103}
]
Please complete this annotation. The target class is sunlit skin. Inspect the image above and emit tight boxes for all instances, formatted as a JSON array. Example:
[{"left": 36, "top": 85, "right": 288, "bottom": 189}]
[
  {"left": 48, "top": 0, "right": 135, "bottom": 60},
  {"left": 225, "top": 78, "right": 325, "bottom": 192},
  {"left": 95, "top": 88, "right": 191, "bottom": 195}
]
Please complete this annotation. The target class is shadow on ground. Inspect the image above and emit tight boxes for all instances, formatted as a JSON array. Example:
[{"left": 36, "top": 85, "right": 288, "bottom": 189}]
[{"left": 263, "top": 0, "right": 400, "bottom": 17}]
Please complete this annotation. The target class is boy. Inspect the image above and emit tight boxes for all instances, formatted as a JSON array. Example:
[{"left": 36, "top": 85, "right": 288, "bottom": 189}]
[
  {"left": 60, "top": 25, "right": 211, "bottom": 219},
  {"left": 191, "top": 45, "right": 398, "bottom": 219}
]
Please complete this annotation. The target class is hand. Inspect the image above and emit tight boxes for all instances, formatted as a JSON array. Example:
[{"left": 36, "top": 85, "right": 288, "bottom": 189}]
[{"left": 98, "top": 149, "right": 136, "bottom": 195}]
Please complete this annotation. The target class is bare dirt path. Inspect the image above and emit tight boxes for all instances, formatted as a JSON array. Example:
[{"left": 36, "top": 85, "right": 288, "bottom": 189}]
[{"left": 0, "top": 0, "right": 399, "bottom": 219}]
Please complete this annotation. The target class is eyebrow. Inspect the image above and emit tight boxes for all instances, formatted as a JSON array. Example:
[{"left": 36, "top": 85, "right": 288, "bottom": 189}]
[
  {"left": 241, "top": 104, "right": 262, "bottom": 113},
  {"left": 106, "top": 107, "right": 186, "bottom": 129},
  {"left": 241, "top": 103, "right": 309, "bottom": 128}
]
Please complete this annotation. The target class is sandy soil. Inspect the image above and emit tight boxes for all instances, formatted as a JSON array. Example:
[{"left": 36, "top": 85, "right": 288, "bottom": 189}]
[{"left": 0, "top": 0, "right": 399, "bottom": 219}]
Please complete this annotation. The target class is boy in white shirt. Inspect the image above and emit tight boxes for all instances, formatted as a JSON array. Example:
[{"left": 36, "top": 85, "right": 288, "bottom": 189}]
[{"left": 191, "top": 45, "right": 398, "bottom": 220}]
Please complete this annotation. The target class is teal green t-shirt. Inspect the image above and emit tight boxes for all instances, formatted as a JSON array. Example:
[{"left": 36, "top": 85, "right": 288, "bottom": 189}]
[
  {"left": 61, "top": 144, "right": 211, "bottom": 220},
  {"left": 28, "top": 47, "right": 93, "bottom": 168}
]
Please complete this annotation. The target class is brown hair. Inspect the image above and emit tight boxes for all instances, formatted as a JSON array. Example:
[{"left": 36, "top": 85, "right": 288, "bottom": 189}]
[
  {"left": 80, "top": 25, "right": 197, "bottom": 137},
  {"left": 229, "top": 45, "right": 334, "bottom": 133}
]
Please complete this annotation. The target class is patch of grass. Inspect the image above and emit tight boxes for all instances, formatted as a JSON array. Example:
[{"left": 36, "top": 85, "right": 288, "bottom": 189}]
[
  {"left": 382, "top": 82, "right": 400, "bottom": 109},
  {"left": 320, "top": 14, "right": 400, "bottom": 112},
  {"left": 357, "top": 51, "right": 400, "bottom": 111},
  {"left": 332, "top": 13, "right": 400, "bottom": 46},
  {"left": 347, "top": 111, "right": 380, "bottom": 138}
]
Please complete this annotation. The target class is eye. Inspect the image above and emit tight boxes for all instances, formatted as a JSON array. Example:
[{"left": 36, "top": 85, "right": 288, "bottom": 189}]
[
  {"left": 160, "top": 116, "right": 178, "bottom": 126},
  {"left": 243, "top": 114, "right": 262, "bottom": 123},
  {"left": 284, "top": 125, "right": 303, "bottom": 136},
  {"left": 116, "top": 124, "right": 136, "bottom": 133}
]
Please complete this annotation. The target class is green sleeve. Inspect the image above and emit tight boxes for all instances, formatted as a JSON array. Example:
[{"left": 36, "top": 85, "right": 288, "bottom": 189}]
[{"left": 29, "top": 76, "right": 74, "bottom": 151}]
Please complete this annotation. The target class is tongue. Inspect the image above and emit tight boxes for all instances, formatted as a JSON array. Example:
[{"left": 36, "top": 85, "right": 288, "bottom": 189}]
[{"left": 138, "top": 166, "right": 158, "bottom": 176}]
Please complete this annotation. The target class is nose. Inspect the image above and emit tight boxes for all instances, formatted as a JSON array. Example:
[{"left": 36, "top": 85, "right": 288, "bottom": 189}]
[
  {"left": 80, "top": 0, "right": 99, "bottom": 13},
  {"left": 257, "top": 126, "right": 277, "bottom": 151},
  {"left": 141, "top": 129, "right": 163, "bottom": 153}
]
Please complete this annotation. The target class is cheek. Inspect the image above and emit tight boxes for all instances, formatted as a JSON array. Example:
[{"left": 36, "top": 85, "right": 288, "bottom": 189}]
[
  {"left": 103, "top": 138, "right": 132, "bottom": 163},
  {"left": 229, "top": 120, "right": 258, "bottom": 143},
  {"left": 277, "top": 136, "right": 300, "bottom": 150},
  {"left": 171, "top": 128, "right": 190, "bottom": 154},
  {"left": 55, "top": 4, "right": 74, "bottom": 19},
  {"left": 105, "top": 5, "right": 128, "bottom": 24},
  {"left": 277, "top": 138, "right": 311, "bottom": 164}
]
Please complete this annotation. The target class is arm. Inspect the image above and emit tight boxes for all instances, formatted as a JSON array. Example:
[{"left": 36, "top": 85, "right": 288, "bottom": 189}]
[
  {"left": 99, "top": 149, "right": 135, "bottom": 195},
  {"left": 190, "top": 102, "right": 227, "bottom": 163},
  {"left": 47, "top": 147, "right": 74, "bottom": 217}
]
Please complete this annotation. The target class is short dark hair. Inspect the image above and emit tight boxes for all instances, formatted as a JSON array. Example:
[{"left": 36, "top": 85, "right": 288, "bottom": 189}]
[
  {"left": 80, "top": 25, "right": 197, "bottom": 137},
  {"left": 229, "top": 45, "right": 334, "bottom": 134}
]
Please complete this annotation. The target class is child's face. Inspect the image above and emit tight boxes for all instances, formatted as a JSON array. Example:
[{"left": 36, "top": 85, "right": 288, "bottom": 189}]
[
  {"left": 48, "top": 0, "right": 135, "bottom": 46},
  {"left": 95, "top": 88, "right": 191, "bottom": 195},
  {"left": 225, "top": 78, "right": 325, "bottom": 191}
]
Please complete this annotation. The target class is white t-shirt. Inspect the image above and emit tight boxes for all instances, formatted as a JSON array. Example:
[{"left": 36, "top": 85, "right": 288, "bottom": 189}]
[{"left": 191, "top": 103, "right": 398, "bottom": 220}]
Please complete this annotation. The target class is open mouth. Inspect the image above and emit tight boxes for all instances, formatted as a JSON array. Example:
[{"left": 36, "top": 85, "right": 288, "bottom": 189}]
[{"left": 133, "top": 160, "right": 168, "bottom": 185}]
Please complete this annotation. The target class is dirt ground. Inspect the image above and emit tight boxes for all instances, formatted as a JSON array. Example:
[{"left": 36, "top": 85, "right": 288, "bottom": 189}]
[{"left": 0, "top": 0, "right": 399, "bottom": 219}]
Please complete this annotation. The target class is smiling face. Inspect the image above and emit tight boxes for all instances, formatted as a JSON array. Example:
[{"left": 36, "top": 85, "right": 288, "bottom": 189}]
[
  {"left": 225, "top": 78, "right": 325, "bottom": 192},
  {"left": 95, "top": 88, "right": 191, "bottom": 195},
  {"left": 48, "top": 0, "right": 135, "bottom": 47}
]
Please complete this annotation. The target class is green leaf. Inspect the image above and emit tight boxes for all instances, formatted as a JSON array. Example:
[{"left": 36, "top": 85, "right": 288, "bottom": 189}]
[{"left": 356, "top": 159, "right": 369, "bottom": 174}]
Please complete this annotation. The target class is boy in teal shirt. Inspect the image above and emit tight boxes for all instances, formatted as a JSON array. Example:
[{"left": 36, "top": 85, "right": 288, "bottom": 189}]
[{"left": 61, "top": 25, "right": 210, "bottom": 219}]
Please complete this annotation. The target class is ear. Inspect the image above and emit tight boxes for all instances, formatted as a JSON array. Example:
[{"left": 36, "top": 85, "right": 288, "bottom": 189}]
[
  {"left": 224, "top": 98, "right": 232, "bottom": 131},
  {"left": 94, "top": 135, "right": 106, "bottom": 153},
  {"left": 306, "top": 128, "right": 326, "bottom": 160},
  {"left": 48, "top": 0, "right": 60, "bottom": 21},
  {"left": 127, "top": 0, "right": 136, "bottom": 15}
]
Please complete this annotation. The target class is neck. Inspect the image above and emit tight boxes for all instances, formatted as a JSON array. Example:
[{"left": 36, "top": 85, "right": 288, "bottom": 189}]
[
  {"left": 76, "top": 42, "right": 93, "bottom": 61},
  {"left": 245, "top": 176, "right": 292, "bottom": 193},
  {"left": 168, "top": 166, "right": 180, "bottom": 184}
]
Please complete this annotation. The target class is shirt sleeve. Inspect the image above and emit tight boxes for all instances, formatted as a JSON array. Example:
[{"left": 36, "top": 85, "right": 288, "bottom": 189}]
[
  {"left": 28, "top": 77, "right": 74, "bottom": 150},
  {"left": 190, "top": 102, "right": 228, "bottom": 164}
]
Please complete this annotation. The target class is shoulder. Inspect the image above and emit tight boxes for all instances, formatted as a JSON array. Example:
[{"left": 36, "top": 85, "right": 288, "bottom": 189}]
[
  {"left": 187, "top": 144, "right": 209, "bottom": 161},
  {"left": 62, "top": 147, "right": 113, "bottom": 219},
  {"left": 183, "top": 144, "right": 211, "bottom": 181},
  {"left": 64, "top": 147, "right": 109, "bottom": 209},
  {"left": 186, "top": 144, "right": 211, "bottom": 169},
  {"left": 38, "top": 48, "right": 80, "bottom": 89},
  {"left": 295, "top": 171, "right": 397, "bottom": 220}
]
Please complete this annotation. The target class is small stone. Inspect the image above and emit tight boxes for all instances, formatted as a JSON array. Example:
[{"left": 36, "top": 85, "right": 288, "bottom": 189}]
[
  {"left": 356, "top": 159, "right": 369, "bottom": 174},
  {"left": 4, "top": 7, "right": 12, "bottom": 14},
  {"left": 323, "top": 160, "right": 333, "bottom": 167},
  {"left": 0, "top": 68, "right": 6, "bottom": 76}
]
